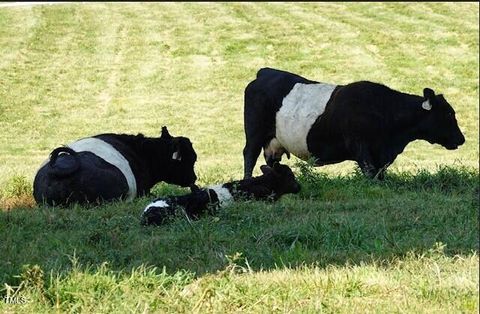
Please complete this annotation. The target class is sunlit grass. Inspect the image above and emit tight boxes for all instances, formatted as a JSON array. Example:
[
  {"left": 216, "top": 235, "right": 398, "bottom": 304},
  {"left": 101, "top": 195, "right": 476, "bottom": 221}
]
[
  {"left": 1, "top": 246, "right": 477, "bottom": 313},
  {"left": 0, "top": 2, "right": 478, "bottom": 188}
]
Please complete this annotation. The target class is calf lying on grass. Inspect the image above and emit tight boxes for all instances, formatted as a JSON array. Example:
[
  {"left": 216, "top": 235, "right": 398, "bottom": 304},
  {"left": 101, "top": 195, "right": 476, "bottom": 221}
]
[
  {"left": 34, "top": 126, "right": 198, "bottom": 206},
  {"left": 141, "top": 163, "right": 301, "bottom": 226}
]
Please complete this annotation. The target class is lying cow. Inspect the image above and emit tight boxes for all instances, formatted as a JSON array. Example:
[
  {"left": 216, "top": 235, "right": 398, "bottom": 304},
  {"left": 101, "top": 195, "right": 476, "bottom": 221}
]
[
  {"left": 33, "top": 126, "right": 198, "bottom": 206},
  {"left": 243, "top": 67, "right": 465, "bottom": 179},
  {"left": 141, "top": 163, "right": 301, "bottom": 226}
]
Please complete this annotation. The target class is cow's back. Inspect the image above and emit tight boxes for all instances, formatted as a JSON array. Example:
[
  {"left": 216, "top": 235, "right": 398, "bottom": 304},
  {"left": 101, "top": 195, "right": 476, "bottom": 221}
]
[
  {"left": 247, "top": 68, "right": 318, "bottom": 108},
  {"left": 324, "top": 81, "right": 421, "bottom": 133}
]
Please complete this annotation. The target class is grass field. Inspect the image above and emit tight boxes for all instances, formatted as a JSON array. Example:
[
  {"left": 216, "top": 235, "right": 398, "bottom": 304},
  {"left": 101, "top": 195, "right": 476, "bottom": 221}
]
[{"left": 0, "top": 2, "right": 478, "bottom": 313}]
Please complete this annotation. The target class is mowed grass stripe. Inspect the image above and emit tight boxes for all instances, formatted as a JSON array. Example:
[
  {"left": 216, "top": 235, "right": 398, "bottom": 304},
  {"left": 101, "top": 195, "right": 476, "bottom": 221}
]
[
  {"left": 0, "top": 6, "right": 38, "bottom": 70},
  {"left": 1, "top": 5, "right": 107, "bottom": 150},
  {"left": 0, "top": 2, "right": 478, "bottom": 188}
]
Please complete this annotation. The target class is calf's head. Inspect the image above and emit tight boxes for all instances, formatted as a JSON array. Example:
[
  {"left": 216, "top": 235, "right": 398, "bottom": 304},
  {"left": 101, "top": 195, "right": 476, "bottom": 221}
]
[
  {"left": 141, "top": 200, "right": 172, "bottom": 226},
  {"left": 260, "top": 163, "right": 301, "bottom": 197},
  {"left": 420, "top": 88, "right": 465, "bottom": 150}
]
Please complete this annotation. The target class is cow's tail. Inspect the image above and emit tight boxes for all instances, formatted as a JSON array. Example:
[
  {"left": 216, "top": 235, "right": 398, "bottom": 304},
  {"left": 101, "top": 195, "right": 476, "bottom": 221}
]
[{"left": 47, "top": 146, "right": 80, "bottom": 178}]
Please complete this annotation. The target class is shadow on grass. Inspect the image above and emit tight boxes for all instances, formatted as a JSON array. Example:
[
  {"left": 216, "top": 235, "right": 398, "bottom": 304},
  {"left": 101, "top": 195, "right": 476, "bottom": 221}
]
[{"left": 0, "top": 165, "right": 478, "bottom": 290}]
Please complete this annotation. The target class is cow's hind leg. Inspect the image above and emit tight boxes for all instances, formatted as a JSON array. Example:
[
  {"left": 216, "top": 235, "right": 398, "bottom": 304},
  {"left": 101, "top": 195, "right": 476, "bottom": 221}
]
[
  {"left": 243, "top": 92, "right": 273, "bottom": 178},
  {"left": 243, "top": 133, "right": 265, "bottom": 179}
]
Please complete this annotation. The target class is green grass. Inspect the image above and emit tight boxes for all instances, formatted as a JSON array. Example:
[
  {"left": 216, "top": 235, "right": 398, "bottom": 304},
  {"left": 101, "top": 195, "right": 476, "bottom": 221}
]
[
  {"left": 0, "top": 2, "right": 478, "bottom": 313},
  {"left": 2, "top": 250, "right": 478, "bottom": 313},
  {"left": 0, "top": 167, "right": 478, "bottom": 312}
]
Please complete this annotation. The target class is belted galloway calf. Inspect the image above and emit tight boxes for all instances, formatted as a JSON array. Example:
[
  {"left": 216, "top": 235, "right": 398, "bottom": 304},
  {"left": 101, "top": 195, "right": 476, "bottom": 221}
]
[
  {"left": 141, "top": 163, "right": 300, "bottom": 226},
  {"left": 243, "top": 68, "right": 465, "bottom": 179},
  {"left": 33, "top": 126, "right": 197, "bottom": 206}
]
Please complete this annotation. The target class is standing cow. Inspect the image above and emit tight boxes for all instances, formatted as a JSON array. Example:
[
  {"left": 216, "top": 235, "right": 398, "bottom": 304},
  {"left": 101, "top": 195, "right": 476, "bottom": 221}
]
[
  {"left": 33, "top": 126, "right": 198, "bottom": 206},
  {"left": 243, "top": 68, "right": 465, "bottom": 179}
]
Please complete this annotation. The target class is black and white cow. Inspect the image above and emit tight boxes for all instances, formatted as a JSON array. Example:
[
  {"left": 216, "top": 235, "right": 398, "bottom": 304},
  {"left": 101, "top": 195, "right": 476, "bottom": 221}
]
[
  {"left": 33, "top": 126, "right": 198, "bottom": 206},
  {"left": 243, "top": 68, "right": 465, "bottom": 179},
  {"left": 141, "top": 163, "right": 301, "bottom": 226}
]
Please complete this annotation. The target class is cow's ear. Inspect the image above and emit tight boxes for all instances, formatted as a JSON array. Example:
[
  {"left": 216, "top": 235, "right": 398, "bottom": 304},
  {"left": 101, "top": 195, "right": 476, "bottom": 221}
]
[
  {"left": 422, "top": 88, "right": 435, "bottom": 111},
  {"left": 423, "top": 88, "right": 435, "bottom": 100},
  {"left": 161, "top": 126, "right": 172, "bottom": 139}
]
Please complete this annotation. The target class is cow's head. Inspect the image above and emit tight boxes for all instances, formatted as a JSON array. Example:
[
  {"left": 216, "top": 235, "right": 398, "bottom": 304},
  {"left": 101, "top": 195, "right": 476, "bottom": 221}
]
[
  {"left": 160, "top": 126, "right": 198, "bottom": 187},
  {"left": 420, "top": 88, "right": 465, "bottom": 150}
]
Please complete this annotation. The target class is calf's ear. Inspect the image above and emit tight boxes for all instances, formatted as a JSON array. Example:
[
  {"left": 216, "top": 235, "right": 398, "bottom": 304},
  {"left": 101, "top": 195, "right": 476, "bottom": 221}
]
[{"left": 260, "top": 165, "right": 274, "bottom": 175}]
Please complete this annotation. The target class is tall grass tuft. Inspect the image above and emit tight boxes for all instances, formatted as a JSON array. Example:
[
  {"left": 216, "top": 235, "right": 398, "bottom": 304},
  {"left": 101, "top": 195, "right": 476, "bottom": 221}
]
[{"left": 0, "top": 175, "right": 35, "bottom": 210}]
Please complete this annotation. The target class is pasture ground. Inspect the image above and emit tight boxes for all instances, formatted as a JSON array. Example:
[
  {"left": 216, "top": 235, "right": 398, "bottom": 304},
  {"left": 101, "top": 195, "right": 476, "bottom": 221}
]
[{"left": 0, "top": 3, "right": 478, "bottom": 313}]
